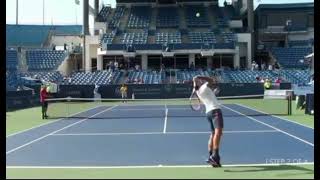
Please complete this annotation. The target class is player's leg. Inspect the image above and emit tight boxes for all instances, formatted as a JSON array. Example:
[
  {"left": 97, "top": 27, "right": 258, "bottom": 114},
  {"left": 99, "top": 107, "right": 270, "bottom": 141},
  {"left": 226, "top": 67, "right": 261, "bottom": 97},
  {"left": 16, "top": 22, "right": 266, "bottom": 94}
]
[
  {"left": 44, "top": 101, "right": 48, "bottom": 118},
  {"left": 211, "top": 109, "right": 224, "bottom": 166},
  {"left": 206, "top": 110, "right": 215, "bottom": 161},
  {"left": 41, "top": 102, "right": 45, "bottom": 119},
  {"left": 121, "top": 93, "right": 125, "bottom": 103}
]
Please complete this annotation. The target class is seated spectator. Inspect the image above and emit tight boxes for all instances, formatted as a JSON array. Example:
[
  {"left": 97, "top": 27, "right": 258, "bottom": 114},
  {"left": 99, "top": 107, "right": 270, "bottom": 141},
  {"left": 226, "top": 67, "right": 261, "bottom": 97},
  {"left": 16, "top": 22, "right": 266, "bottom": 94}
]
[
  {"left": 275, "top": 77, "right": 282, "bottom": 84},
  {"left": 255, "top": 75, "right": 260, "bottom": 82}
]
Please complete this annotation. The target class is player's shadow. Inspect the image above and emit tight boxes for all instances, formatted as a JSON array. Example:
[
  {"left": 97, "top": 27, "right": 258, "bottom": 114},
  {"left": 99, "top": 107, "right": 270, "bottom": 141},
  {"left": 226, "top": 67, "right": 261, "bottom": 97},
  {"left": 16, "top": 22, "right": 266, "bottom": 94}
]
[{"left": 224, "top": 165, "right": 313, "bottom": 176}]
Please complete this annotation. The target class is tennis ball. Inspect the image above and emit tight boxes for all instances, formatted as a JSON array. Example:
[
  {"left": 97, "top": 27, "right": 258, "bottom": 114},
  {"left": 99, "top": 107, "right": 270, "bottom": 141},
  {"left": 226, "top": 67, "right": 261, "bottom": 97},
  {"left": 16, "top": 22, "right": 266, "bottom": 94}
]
[
  {"left": 310, "top": 110, "right": 314, "bottom": 115},
  {"left": 196, "top": 13, "right": 200, "bottom": 17}
]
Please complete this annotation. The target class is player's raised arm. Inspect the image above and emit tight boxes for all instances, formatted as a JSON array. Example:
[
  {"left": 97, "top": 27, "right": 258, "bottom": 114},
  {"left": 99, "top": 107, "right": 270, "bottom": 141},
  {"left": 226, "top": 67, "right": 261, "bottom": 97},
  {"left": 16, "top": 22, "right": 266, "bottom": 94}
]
[{"left": 193, "top": 76, "right": 219, "bottom": 89}]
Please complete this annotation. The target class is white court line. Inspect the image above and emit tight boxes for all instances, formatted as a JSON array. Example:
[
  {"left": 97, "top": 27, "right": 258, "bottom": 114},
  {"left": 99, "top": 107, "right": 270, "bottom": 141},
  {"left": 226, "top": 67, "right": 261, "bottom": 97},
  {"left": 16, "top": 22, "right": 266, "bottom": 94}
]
[
  {"left": 6, "top": 105, "right": 106, "bottom": 138},
  {"left": 222, "top": 105, "right": 314, "bottom": 147},
  {"left": 51, "top": 130, "right": 278, "bottom": 136},
  {"left": 6, "top": 162, "right": 314, "bottom": 169},
  {"left": 163, "top": 105, "right": 168, "bottom": 134},
  {"left": 235, "top": 103, "right": 314, "bottom": 129},
  {"left": 6, "top": 105, "right": 119, "bottom": 155}
]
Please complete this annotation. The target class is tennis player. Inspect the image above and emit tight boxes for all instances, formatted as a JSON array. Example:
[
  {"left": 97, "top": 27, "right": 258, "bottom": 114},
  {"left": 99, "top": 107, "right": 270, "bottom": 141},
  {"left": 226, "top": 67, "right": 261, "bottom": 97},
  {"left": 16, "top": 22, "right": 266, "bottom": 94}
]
[
  {"left": 120, "top": 84, "right": 128, "bottom": 103},
  {"left": 40, "top": 84, "right": 49, "bottom": 119},
  {"left": 192, "top": 75, "right": 223, "bottom": 167}
]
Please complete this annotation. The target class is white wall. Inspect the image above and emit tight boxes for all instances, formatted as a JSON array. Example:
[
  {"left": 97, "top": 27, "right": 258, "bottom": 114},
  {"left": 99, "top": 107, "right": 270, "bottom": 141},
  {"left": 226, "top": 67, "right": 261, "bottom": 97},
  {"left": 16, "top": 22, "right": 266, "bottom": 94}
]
[
  {"left": 229, "top": 20, "right": 243, "bottom": 28},
  {"left": 50, "top": 35, "right": 82, "bottom": 47},
  {"left": 85, "top": 35, "right": 100, "bottom": 72},
  {"left": 236, "top": 33, "right": 252, "bottom": 68}
]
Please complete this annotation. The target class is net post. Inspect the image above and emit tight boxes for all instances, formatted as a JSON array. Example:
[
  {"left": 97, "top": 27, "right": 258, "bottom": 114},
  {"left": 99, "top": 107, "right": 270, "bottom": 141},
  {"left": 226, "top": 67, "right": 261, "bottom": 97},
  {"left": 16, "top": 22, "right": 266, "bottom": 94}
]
[{"left": 287, "top": 94, "right": 292, "bottom": 115}]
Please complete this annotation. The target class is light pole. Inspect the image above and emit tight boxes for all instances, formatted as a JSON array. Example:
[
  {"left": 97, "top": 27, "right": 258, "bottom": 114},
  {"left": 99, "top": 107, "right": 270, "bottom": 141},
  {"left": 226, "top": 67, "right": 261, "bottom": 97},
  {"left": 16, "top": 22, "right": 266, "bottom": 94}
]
[{"left": 285, "top": 19, "right": 292, "bottom": 47}]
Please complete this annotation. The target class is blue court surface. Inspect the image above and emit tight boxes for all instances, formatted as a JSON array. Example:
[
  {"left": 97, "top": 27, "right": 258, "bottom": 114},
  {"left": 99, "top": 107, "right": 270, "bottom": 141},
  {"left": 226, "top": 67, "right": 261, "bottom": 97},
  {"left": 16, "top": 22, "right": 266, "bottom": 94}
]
[{"left": 6, "top": 104, "right": 314, "bottom": 167}]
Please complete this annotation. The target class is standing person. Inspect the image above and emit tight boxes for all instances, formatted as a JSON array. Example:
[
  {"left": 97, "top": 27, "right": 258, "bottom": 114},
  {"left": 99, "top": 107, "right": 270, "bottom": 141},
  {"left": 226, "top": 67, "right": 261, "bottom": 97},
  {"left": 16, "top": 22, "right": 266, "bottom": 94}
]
[
  {"left": 192, "top": 76, "right": 224, "bottom": 167},
  {"left": 40, "top": 84, "right": 49, "bottom": 119},
  {"left": 93, "top": 84, "right": 101, "bottom": 100},
  {"left": 120, "top": 84, "right": 128, "bottom": 103},
  {"left": 251, "top": 61, "right": 256, "bottom": 71}
]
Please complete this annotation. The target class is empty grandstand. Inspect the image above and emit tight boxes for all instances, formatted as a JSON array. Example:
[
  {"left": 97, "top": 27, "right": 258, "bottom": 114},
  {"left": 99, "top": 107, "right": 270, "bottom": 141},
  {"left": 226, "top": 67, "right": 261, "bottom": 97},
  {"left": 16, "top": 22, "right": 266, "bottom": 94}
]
[{"left": 6, "top": 0, "right": 314, "bottom": 89}]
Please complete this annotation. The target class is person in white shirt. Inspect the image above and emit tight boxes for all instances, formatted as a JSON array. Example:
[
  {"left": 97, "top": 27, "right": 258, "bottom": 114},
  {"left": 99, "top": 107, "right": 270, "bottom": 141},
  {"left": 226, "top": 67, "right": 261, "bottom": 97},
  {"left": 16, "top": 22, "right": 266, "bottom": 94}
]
[
  {"left": 251, "top": 61, "right": 256, "bottom": 71},
  {"left": 192, "top": 76, "right": 223, "bottom": 167}
]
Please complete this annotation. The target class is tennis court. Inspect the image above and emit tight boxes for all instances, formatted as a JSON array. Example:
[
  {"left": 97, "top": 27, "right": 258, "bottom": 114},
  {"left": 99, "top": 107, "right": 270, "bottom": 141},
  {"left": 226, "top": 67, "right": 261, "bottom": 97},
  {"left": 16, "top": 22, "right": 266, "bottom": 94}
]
[{"left": 6, "top": 98, "right": 314, "bottom": 169}]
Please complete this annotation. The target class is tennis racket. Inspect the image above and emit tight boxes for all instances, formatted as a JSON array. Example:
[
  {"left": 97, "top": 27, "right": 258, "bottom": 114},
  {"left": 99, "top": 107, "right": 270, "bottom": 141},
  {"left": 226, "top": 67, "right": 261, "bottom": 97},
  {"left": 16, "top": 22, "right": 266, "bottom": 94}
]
[{"left": 189, "top": 88, "right": 201, "bottom": 111}]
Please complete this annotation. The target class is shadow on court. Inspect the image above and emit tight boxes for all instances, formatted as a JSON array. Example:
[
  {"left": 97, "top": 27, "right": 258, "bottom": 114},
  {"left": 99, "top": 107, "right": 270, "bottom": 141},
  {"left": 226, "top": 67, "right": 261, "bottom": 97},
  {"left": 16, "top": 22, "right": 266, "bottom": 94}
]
[{"left": 224, "top": 165, "right": 314, "bottom": 175}]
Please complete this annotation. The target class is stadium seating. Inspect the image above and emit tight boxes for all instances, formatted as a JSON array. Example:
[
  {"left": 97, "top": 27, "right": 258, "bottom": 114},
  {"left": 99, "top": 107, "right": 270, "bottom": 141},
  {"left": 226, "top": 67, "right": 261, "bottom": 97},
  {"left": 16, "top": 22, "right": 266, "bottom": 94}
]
[
  {"left": 26, "top": 50, "right": 66, "bottom": 71},
  {"left": 108, "top": 6, "right": 126, "bottom": 29},
  {"left": 6, "top": 71, "right": 21, "bottom": 90},
  {"left": 6, "top": 49, "right": 18, "bottom": 70},
  {"left": 156, "top": 7, "right": 179, "bottom": 28},
  {"left": 176, "top": 69, "right": 213, "bottom": 83},
  {"left": 100, "top": 32, "right": 116, "bottom": 45},
  {"left": 63, "top": 70, "right": 122, "bottom": 85},
  {"left": 271, "top": 47, "right": 312, "bottom": 68},
  {"left": 121, "top": 32, "right": 148, "bottom": 44},
  {"left": 188, "top": 32, "right": 216, "bottom": 44},
  {"left": 185, "top": 5, "right": 210, "bottom": 27},
  {"left": 20, "top": 71, "right": 64, "bottom": 83},
  {"left": 223, "top": 70, "right": 279, "bottom": 83},
  {"left": 279, "top": 69, "right": 311, "bottom": 85},
  {"left": 97, "top": 6, "right": 111, "bottom": 22},
  {"left": 155, "top": 32, "right": 181, "bottom": 44},
  {"left": 221, "top": 32, "right": 236, "bottom": 43},
  {"left": 127, "top": 70, "right": 164, "bottom": 84},
  {"left": 127, "top": 6, "right": 151, "bottom": 28},
  {"left": 288, "top": 39, "right": 312, "bottom": 47}
]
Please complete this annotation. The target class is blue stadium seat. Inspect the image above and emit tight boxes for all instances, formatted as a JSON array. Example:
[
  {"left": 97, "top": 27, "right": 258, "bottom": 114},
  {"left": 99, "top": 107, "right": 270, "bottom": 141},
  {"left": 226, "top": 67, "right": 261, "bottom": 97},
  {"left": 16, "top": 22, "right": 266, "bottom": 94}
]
[
  {"left": 26, "top": 50, "right": 66, "bottom": 71},
  {"left": 157, "top": 7, "right": 179, "bottom": 28},
  {"left": 271, "top": 47, "right": 312, "bottom": 68},
  {"left": 127, "top": 6, "right": 151, "bottom": 29},
  {"left": 6, "top": 50, "right": 18, "bottom": 70},
  {"left": 155, "top": 32, "right": 181, "bottom": 44}
]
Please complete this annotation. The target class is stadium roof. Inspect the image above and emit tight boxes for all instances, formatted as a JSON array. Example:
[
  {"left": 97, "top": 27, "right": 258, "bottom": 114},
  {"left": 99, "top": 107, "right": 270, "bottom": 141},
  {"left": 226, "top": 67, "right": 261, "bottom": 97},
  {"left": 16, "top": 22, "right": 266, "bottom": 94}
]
[
  {"left": 255, "top": 2, "right": 313, "bottom": 11},
  {"left": 6, "top": 24, "right": 82, "bottom": 47}
]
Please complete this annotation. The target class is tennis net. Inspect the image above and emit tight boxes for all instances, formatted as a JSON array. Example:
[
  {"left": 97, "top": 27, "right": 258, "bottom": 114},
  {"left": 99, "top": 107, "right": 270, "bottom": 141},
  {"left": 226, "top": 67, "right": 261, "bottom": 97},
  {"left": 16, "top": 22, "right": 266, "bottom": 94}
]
[{"left": 45, "top": 94, "right": 291, "bottom": 119}]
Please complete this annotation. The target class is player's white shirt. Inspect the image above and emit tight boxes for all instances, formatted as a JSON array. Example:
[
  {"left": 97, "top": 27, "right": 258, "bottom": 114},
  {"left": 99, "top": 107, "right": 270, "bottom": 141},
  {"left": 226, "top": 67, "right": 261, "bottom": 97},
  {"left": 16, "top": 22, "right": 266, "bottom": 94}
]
[{"left": 196, "top": 82, "right": 221, "bottom": 113}]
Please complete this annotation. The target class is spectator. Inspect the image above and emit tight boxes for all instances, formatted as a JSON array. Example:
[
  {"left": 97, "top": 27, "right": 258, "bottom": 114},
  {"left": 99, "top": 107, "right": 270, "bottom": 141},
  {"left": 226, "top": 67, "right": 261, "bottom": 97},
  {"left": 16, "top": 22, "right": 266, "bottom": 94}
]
[
  {"left": 255, "top": 75, "right": 260, "bottom": 82},
  {"left": 254, "top": 63, "right": 259, "bottom": 70},
  {"left": 135, "top": 64, "right": 140, "bottom": 71},
  {"left": 268, "top": 64, "right": 273, "bottom": 71},
  {"left": 251, "top": 61, "right": 256, "bottom": 71},
  {"left": 161, "top": 63, "right": 165, "bottom": 72},
  {"left": 114, "top": 61, "right": 119, "bottom": 70},
  {"left": 275, "top": 77, "right": 282, "bottom": 84},
  {"left": 190, "top": 62, "right": 195, "bottom": 70},
  {"left": 261, "top": 62, "right": 265, "bottom": 70}
]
